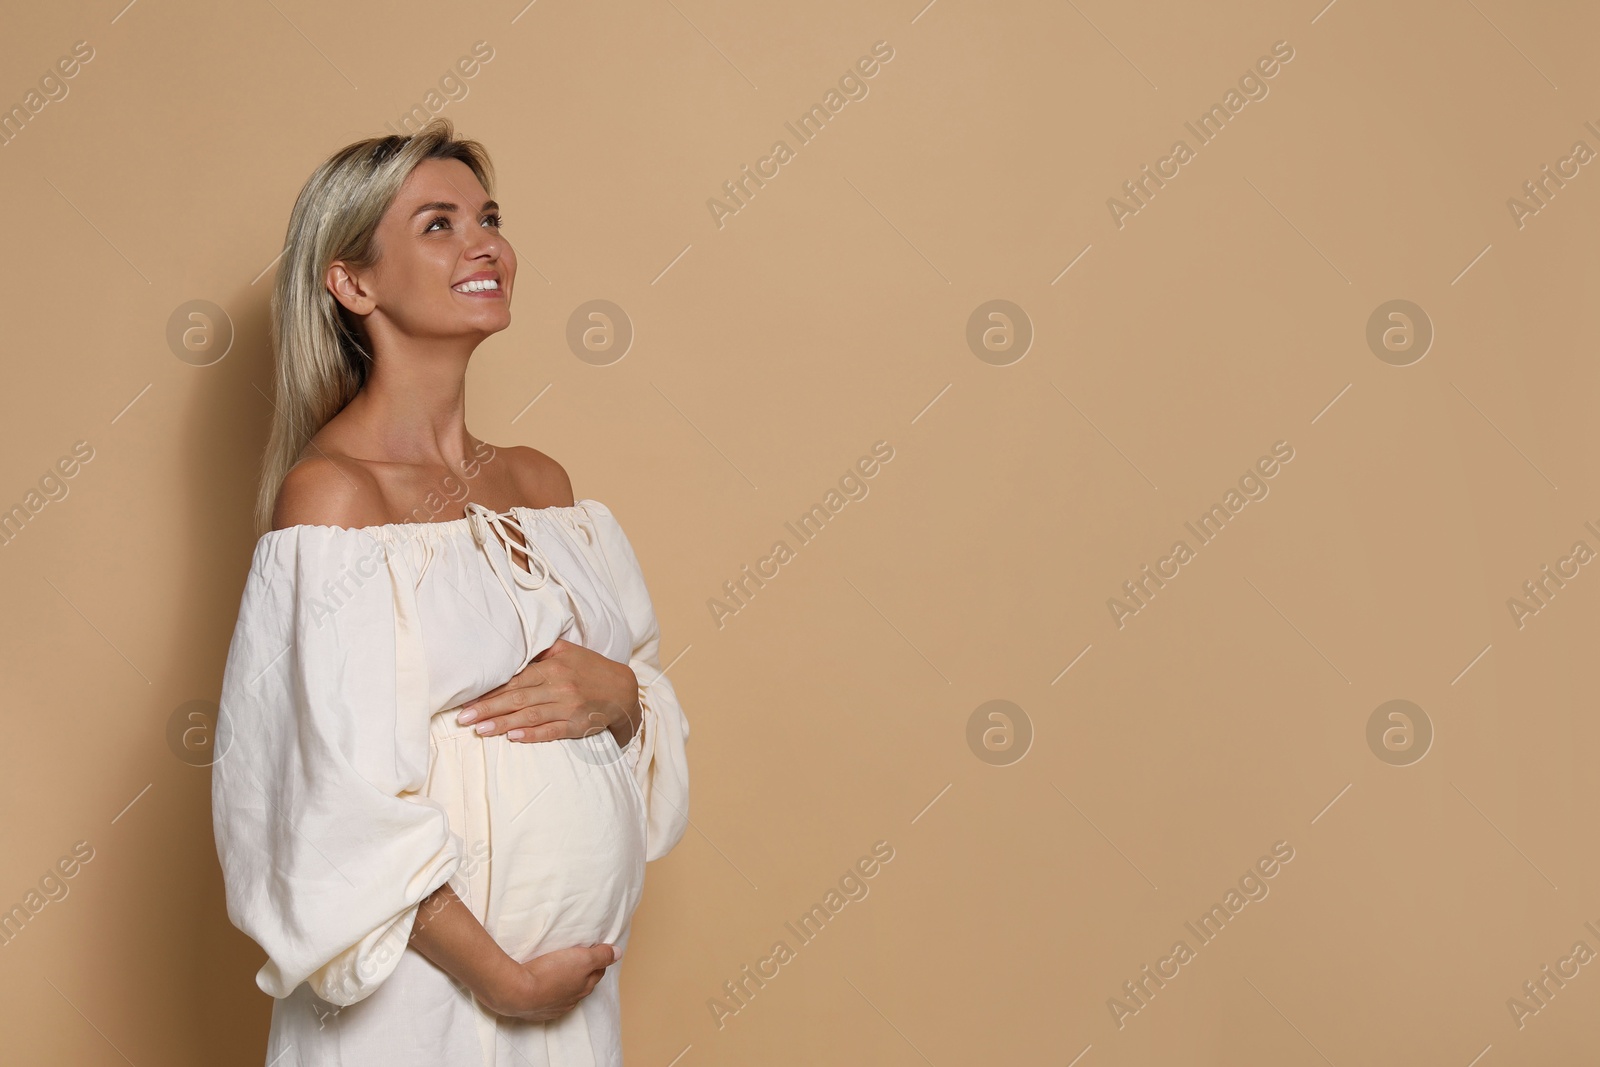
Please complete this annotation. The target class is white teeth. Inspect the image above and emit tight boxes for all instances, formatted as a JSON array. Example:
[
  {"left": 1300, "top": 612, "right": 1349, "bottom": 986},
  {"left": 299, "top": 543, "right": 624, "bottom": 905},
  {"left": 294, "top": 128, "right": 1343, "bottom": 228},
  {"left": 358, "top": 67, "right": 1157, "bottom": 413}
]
[{"left": 453, "top": 278, "right": 499, "bottom": 292}]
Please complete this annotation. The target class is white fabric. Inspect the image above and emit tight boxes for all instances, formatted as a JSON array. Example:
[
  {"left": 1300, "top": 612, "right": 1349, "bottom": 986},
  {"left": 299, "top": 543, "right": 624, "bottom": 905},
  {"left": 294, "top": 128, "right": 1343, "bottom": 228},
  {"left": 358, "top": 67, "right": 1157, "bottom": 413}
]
[{"left": 211, "top": 499, "right": 690, "bottom": 1065}]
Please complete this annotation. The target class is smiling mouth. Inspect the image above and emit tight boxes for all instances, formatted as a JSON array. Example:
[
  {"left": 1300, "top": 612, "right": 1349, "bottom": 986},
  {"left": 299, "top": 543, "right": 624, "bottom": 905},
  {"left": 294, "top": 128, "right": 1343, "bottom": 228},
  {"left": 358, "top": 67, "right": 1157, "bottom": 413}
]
[{"left": 452, "top": 278, "right": 502, "bottom": 295}]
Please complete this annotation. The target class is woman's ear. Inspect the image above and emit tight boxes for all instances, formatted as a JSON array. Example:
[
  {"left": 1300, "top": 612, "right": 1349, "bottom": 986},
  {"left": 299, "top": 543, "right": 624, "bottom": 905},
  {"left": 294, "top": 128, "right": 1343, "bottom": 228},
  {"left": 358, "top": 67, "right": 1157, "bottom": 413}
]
[{"left": 326, "top": 261, "right": 377, "bottom": 316}]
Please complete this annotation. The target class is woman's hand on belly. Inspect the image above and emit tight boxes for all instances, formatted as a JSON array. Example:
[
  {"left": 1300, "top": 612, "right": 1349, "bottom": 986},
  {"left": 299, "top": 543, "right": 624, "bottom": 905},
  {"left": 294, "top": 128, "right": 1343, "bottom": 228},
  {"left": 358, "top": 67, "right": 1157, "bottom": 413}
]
[
  {"left": 456, "top": 638, "right": 641, "bottom": 748},
  {"left": 483, "top": 942, "right": 622, "bottom": 1023},
  {"left": 409, "top": 884, "right": 620, "bottom": 1021}
]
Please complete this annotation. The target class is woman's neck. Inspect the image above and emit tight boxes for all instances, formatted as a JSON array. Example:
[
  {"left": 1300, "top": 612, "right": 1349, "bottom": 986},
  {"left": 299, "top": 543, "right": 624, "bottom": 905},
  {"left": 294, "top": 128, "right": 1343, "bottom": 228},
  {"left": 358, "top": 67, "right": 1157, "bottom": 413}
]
[{"left": 339, "top": 341, "right": 478, "bottom": 470}]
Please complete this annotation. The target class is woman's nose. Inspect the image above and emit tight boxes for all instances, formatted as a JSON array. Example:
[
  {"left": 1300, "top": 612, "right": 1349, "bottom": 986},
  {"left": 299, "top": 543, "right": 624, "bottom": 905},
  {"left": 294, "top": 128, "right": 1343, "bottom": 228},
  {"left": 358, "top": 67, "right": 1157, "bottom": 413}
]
[{"left": 468, "top": 228, "right": 504, "bottom": 257}]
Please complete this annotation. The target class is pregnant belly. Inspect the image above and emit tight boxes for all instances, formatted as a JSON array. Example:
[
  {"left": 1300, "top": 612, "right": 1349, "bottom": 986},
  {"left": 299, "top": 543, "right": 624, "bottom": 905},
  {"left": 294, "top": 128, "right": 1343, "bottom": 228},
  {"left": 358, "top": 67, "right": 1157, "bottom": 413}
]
[{"left": 423, "top": 712, "right": 648, "bottom": 962}]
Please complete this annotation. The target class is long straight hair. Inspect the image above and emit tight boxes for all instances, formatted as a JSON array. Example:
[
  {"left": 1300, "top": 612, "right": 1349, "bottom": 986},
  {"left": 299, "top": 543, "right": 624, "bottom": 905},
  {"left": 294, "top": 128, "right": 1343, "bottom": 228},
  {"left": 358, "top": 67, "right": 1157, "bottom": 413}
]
[{"left": 254, "top": 118, "right": 495, "bottom": 535}]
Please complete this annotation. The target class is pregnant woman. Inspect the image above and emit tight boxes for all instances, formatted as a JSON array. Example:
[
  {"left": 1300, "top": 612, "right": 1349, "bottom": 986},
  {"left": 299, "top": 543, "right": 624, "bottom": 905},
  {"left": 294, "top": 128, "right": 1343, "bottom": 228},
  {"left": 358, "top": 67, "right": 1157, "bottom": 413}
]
[{"left": 211, "top": 119, "right": 690, "bottom": 1065}]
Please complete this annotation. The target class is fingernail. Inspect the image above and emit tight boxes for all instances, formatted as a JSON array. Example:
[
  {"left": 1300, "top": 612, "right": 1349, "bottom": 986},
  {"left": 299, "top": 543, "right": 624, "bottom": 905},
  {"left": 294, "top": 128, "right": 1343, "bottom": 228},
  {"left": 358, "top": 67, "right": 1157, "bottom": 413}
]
[
  {"left": 474, "top": 721, "right": 493, "bottom": 735},
  {"left": 457, "top": 707, "right": 477, "bottom": 724},
  {"left": 507, "top": 729, "right": 524, "bottom": 741}
]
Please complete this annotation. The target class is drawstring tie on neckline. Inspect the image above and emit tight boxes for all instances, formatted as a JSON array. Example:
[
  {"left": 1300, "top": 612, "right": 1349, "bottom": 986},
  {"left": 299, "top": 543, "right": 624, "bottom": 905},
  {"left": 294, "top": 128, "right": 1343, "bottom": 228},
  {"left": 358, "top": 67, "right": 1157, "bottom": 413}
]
[{"left": 465, "top": 502, "right": 588, "bottom": 664}]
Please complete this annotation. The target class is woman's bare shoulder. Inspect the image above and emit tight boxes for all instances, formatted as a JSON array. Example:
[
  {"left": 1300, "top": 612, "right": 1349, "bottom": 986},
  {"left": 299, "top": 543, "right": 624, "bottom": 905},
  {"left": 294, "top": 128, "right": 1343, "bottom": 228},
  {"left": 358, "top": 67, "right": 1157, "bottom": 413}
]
[
  {"left": 271, "top": 454, "right": 388, "bottom": 531},
  {"left": 489, "top": 443, "right": 576, "bottom": 509}
]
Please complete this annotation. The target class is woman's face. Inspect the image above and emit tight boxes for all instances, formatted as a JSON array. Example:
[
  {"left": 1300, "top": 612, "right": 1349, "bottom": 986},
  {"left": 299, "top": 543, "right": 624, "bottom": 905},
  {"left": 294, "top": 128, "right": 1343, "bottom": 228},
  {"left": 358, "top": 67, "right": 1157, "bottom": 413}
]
[{"left": 329, "top": 156, "right": 516, "bottom": 347}]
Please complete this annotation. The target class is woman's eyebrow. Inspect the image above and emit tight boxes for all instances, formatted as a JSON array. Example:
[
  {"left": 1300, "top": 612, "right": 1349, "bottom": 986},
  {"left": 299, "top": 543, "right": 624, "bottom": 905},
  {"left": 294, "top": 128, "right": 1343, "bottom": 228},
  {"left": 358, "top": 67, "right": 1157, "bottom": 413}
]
[{"left": 410, "top": 199, "right": 499, "bottom": 218}]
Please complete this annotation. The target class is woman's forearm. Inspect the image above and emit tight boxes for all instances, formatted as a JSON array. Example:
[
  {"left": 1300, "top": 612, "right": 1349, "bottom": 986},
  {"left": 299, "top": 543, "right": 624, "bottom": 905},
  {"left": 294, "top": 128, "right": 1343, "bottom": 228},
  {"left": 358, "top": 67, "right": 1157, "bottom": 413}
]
[{"left": 408, "top": 884, "right": 526, "bottom": 1011}]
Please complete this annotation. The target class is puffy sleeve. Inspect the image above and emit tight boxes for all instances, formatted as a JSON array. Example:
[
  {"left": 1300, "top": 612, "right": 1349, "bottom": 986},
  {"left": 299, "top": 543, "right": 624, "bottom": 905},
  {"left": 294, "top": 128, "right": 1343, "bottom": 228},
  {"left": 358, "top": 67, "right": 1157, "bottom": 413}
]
[
  {"left": 211, "top": 526, "right": 460, "bottom": 1006},
  {"left": 584, "top": 501, "right": 691, "bottom": 861}
]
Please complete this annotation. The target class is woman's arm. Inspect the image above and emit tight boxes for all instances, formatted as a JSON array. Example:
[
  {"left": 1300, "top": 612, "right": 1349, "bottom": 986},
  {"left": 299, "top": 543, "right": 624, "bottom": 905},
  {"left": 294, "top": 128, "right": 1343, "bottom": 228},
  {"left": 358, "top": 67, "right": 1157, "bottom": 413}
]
[{"left": 409, "top": 884, "right": 619, "bottom": 1022}]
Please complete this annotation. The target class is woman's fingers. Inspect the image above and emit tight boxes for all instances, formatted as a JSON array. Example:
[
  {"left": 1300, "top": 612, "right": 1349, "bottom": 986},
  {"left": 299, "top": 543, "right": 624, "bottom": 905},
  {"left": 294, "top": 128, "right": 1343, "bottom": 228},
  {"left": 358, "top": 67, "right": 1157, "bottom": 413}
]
[
  {"left": 468, "top": 703, "right": 598, "bottom": 741},
  {"left": 464, "top": 690, "right": 613, "bottom": 742},
  {"left": 475, "top": 661, "right": 542, "bottom": 698},
  {"left": 511, "top": 705, "right": 618, "bottom": 743},
  {"left": 470, "top": 652, "right": 563, "bottom": 702},
  {"left": 457, "top": 675, "right": 550, "bottom": 727},
  {"left": 457, "top": 697, "right": 528, "bottom": 728},
  {"left": 467, "top": 703, "right": 554, "bottom": 736},
  {"left": 503, "top": 716, "right": 572, "bottom": 741}
]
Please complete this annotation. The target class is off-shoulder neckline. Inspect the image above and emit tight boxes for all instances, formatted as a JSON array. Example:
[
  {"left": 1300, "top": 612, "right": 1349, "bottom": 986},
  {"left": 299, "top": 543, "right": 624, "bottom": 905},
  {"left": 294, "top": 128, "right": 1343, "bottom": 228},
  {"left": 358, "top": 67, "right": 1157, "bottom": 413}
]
[{"left": 259, "top": 498, "right": 606, "bottom": 540}]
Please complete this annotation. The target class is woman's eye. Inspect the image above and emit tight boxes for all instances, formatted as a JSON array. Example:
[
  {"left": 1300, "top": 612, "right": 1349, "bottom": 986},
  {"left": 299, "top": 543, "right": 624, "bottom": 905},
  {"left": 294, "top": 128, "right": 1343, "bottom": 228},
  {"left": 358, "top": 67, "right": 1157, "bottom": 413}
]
[
  {"left": 482, "top": 213, "right": 504, "bottom": 229},
  {"left": 425, "top": 215, "right": 451, "bottom": 232}
]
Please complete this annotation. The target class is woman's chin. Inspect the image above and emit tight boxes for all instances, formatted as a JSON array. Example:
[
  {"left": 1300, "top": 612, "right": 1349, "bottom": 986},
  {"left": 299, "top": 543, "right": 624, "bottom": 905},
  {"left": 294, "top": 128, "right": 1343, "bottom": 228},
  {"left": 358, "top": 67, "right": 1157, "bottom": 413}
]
[{"left": 457, "top": 312, "right": 513, "bottom": 337}]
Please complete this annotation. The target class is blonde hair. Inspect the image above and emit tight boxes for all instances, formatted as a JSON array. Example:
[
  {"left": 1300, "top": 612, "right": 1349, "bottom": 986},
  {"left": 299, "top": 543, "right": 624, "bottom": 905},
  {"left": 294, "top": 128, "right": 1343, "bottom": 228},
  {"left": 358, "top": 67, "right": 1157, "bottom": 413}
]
[{"left": 255, "top": 118, "right": 495, "bottom": 534}]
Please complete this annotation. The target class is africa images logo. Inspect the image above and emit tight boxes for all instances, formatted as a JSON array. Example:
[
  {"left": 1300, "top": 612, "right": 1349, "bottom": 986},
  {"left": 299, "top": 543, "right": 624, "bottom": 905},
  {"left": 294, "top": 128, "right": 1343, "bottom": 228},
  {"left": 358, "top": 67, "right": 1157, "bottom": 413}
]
[
  {"left": 705, "top": 41, "right": 896, "bottom": 230},
  {"left": 1105, "top": 40, "right": 1296, "bottom": 229},
  {"left": 1107, "top": 840, "right": 1296, "bottom": 1029}
]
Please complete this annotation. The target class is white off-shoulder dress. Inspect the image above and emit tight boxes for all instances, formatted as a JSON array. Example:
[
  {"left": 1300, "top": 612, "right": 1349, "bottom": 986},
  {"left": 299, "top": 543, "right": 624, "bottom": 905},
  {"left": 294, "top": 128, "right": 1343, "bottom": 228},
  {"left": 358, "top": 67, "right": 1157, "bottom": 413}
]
[{"left": 211, "top": 499, "right": 690, "bottom": 1066}]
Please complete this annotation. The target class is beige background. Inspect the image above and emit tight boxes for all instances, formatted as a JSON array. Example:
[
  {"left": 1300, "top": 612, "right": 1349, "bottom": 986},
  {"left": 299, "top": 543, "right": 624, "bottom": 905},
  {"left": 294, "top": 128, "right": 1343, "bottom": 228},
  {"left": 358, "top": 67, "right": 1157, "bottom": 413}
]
[{"left": 1, "top": 0, "right": 1597, "bottom": 1063}]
